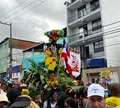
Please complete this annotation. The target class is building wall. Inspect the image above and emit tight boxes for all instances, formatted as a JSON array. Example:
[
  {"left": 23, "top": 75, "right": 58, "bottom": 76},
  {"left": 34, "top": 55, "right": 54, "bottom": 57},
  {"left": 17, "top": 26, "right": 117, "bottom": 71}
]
[
  {"left": 0, "top": 39, "right": 9, "bottom": 80},
  {"left": 12, "top": 48, "right": 23, "bottom": 66},
  {"left": 0, "top": 38, "right": 39, "bottom": 80},
  {"left": 82, "top": 66, "right": 120, "bottom": 84},
  {"left": 22, "top": 53, "right": 45, "bottom": 78},
  {"left": 100, "top": 0, "right": 120, "bottom": 67},
  {"left": 66, "top": 0, "right": 105, "bottom": 69}
]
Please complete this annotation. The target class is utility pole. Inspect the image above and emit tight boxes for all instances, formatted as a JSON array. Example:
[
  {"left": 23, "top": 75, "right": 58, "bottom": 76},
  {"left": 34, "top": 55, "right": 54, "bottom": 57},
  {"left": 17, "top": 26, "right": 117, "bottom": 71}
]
[{"left": 0, "top": 21, "right": 12, "bottom": 78}]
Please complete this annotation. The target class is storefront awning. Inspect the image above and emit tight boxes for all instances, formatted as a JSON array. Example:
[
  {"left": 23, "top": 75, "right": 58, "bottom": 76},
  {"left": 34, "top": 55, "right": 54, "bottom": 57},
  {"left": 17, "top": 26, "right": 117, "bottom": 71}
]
[{"left": 87, "top": 58, "right": 106, "bottom": 68}]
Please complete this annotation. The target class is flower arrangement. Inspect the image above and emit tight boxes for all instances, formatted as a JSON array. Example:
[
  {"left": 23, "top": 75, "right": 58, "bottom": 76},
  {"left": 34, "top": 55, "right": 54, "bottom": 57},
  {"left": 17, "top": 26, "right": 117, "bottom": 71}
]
[{"left": 44, "top": 30, "right": 64, "bottom": 41}]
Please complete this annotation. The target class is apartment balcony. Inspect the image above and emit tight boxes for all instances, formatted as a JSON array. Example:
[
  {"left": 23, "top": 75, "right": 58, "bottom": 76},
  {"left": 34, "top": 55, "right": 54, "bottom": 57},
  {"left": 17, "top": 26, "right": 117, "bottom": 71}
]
[
  {"left": 68, "top": 2, "right": 100, "bottom": 27},
  {"left": 68, "top": 0, "right": 91, "bottom": 10},
  {"left": 68, "top": 28, "right": 103, "bottom": 47}
]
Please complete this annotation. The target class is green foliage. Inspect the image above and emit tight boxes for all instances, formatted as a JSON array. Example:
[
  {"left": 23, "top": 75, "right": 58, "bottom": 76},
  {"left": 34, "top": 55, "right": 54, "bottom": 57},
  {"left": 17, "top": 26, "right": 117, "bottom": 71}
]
[
  {"left": 55, "top": 67, "right": 74, "bottom": 90},
  {"left": 23, "top": 59, "right": 74, "bottom": 91},
  {"left": 23, "top": 59, "right": 48, "bottom": 91}
]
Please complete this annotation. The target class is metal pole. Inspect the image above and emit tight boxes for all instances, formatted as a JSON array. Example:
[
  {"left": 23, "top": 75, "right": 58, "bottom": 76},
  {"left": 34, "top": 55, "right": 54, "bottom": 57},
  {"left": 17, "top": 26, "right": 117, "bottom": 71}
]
[
  {"left": 9, "top": 23, "right": 12, "bottom": 78},
  {"left": 0, "top": 21, "right": 12, "bottom": 78}
]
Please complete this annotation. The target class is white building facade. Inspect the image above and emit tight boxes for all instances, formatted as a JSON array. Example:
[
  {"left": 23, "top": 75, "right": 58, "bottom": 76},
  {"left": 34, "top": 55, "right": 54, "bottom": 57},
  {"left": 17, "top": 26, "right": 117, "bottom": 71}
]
[
  {"left": 65, "top": 0, "right": 120, "bottom": 83},
  {"left": 66, "top": 0, "right": 105, "bottom": 69},
  {"left": 100, "top": 0, "right": 120, "bottom": 67}
]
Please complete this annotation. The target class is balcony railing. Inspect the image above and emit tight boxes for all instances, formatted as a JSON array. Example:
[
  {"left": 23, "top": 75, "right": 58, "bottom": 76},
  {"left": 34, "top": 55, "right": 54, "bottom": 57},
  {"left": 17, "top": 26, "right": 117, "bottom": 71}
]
[
  {"left": 69, "top": 27, "right": 102, "bottom": 43},
  {"left": 71, "top": 0, "right": 77, "bottom": 3},
  {"left": 68, "top": 1, "right": 100, "bottom": 23}
]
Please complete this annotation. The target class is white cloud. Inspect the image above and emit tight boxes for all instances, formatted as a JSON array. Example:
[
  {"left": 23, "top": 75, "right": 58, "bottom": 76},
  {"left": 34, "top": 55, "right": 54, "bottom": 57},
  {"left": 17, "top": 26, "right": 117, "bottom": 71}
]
[{"left": 0, "top": 0, "right": 66, "bottom": 43}]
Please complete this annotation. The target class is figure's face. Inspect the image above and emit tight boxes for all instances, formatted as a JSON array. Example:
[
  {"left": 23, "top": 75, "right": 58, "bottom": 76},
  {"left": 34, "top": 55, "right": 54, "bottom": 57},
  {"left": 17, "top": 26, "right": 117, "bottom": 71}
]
[
  {"left": 88, "top": 96, "right": 106, "bottom": 108},
  {"left": 64, "top": 102, "right": 71, "bottom": 108},
  {"left": 34, "top": 96, "right": 40, "bottom": 104},
  {"left": 52, "top": 92, "right": 58, "bottom": 101}
]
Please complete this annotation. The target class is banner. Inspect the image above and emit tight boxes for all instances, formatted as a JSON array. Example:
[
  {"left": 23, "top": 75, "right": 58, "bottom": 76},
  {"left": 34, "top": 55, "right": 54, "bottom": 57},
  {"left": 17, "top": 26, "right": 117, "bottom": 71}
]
[
  {"left": 61, "top": 39, "right": 81, "bottom": 77},
  {"left": 100, "top": 70, "right": 111, "bottom": 78},
  {"left": 69, "top": 50, "right": 81, "bottom": 77},
  {"left": 100, "top": 70, "right": 112, "bottom": 84}
]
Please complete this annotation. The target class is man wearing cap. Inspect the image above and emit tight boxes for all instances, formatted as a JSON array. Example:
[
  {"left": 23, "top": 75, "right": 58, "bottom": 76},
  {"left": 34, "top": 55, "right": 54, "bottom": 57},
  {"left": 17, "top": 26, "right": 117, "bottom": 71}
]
[
  {"left": 10, "top": 95, "right": 31, "bottom": 108},
  {"left": 87, "top": 84, "right": 107, "bottom": 108},
  {"left": 0, "top": 94, "right": 9, "bottom": 108},
  {"left": 10, "top": 95, "right": 39, "bottom": 108}
]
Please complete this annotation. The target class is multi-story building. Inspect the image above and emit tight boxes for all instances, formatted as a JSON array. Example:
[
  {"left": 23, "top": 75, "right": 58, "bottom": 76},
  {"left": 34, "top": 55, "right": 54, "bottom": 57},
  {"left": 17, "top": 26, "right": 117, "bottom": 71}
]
[
  {"left": 65, "top": 0, "right": 106, "bottom": 69},
  {"left": 65, "top": 0, "right": 120, "bottom": 83},
  {"left": 0, "top": 38, "right": 38, "bottom": 81}
]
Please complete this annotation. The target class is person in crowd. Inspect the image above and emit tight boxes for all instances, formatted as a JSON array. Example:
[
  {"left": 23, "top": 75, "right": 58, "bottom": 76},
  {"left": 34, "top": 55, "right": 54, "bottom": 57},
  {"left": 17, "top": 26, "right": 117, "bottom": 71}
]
[
  {"left": 87, "top": 83, "right": 107, "bottom": 108},
  {"left": 78, "top": 86, "right": 90, "bottom": 108},
  {"left": 7, "top": 87, "right": 21, "bottom": 106},
  {"left": 0, "top": 94, "right": 9, "bottom": 108},
  {"left": 64, "top": 97, "right": 76, "bottom": 108},
  {"left": 10, "top": 95, "right": 39, "bottom": 108},
  {"left": 57, "top": 87, "right": 73, "bottom": 108},
  {"left": 0, "top": 82, "right": 8, "bottom": 94},
  {"left": 71, "top": 91, "right": 79, "bottom": 107},
  {"left": 43, "top": 90, "right": 58, "bottom": 108},
  {"left": 106, "top": 76, "right": 112, "bottom": 85},
  {"left": 29, "top": 91, "right": 41, "bottom": 107},
  {"left": 101, "top": 76, "right": 106, "bottom": 84},
  {"left": 101, "top": 83, "right": 111, "bottom": 98},
  {"left": 106, "top": 83, "right": 120, "bottom": 108}
]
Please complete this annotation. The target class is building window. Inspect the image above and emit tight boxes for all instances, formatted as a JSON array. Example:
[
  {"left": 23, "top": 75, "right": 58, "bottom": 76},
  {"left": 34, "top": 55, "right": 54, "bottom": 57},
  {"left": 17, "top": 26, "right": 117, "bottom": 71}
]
[
  {"left": 94, "top": 40, "right": 104, "bottom": 53},
  {"left": 0, "top": 45, "right": 3, "bottom": 52},
  {"left": 78, "top": 5, "right": 86, "bottom": 18},
  {"left": 92, "top": 18, "right": 102, "bottom": 31},
  {"left": 79, "top": 24, "right": 88, "bottom": 39},
  {"left": 90, "top": 0, "right": 100, "bottom": 11},
  {"left": 4, "top": 43, "right": 8, "bottom": 49},
  {"left": 85, "top": 46, "right": 90, "bottom": 58}
]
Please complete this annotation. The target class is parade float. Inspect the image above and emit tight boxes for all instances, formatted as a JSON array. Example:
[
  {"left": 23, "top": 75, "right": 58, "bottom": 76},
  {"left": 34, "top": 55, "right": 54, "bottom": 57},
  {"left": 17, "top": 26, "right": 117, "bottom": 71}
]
[{"left": 23, "top": 29, "right": 82, "bottom": 94}]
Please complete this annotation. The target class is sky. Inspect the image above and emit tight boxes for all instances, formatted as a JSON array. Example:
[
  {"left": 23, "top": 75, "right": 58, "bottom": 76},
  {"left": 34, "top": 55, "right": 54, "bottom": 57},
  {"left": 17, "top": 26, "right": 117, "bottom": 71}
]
[{"left": 0, "top": 0, "right": 66, "bottom": 43}]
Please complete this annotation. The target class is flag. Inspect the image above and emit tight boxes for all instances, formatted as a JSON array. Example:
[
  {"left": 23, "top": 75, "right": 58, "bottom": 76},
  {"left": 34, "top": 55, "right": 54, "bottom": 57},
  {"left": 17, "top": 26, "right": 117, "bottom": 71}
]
[
  {"left": 61, "top": 39, "right": 81, "bottom": 77},
  {"left": 61, "top": 39, "right": 68, "bottom": 62},
  {"left": 61, "top": 39, "right": 68, "bottom": 68},
  {"left": 69, "top": 50, "right": 81, "bottom": 77}
]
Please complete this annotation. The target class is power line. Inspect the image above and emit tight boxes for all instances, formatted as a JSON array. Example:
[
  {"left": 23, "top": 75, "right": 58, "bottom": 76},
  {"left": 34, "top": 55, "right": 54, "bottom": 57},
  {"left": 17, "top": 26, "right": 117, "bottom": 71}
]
[
  {"left": 0, "top": 0, "right": 29, "bottom": 20},
  {"left": 6, "top": 0, "right": 47, "bottom": 23},
  {"left": 0, "top": 28, "right": 120, "bottom": 56},
  {"left": 69, "top": 24, "right": 120, "bottom": 38},
  {"left": 69, "top": 26, "right": 120, "bottom": 47},
  {"left": 1, "top": 21, "right": 120, "bottom": 57},
  {"left": 1, "top": 0, "right": 40, "bottom": 22}
]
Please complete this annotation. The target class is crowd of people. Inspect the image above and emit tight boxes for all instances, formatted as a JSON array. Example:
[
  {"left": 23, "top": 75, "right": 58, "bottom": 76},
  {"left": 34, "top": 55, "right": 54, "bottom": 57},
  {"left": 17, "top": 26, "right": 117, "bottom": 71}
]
[{"left": 0, "top": 81, "right": 120, "bottom": 108}]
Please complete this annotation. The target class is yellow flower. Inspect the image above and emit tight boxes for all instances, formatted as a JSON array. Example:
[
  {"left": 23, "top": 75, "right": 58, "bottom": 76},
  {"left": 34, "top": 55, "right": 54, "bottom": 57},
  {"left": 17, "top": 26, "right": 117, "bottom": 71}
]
[
  {"left": 44, "top": 57, "right": 57, "bottom": 71},
  {"left": 58, "top": 48, "right": 62, "bottom": 54},
  {"left": 51, "top": 82, "right": 55, "bottom": 87},
  {"left": 48, "top": 81, "right": 51, "bottom": 85},
  {"left": 48, "top": 61, "right": 56, "bottom": 71},
  {"left": 44, "top": 57, "right": 53, "bottom": 65},
  {"left": 21, "top": 89, "right": 30, "bottom": 95},
  {"left": 45, "top": 49, "right": 52, "bottom": 56},
  {"left": 55, "top": 80, "right": 59, "bottom": 85}
]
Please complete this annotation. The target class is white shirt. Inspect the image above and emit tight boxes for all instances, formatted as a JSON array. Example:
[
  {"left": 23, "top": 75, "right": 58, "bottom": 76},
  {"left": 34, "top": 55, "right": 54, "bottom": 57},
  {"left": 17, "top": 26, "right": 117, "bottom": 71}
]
[{"left": 43, "top": 101, "right": 57, "bottom": 108}]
